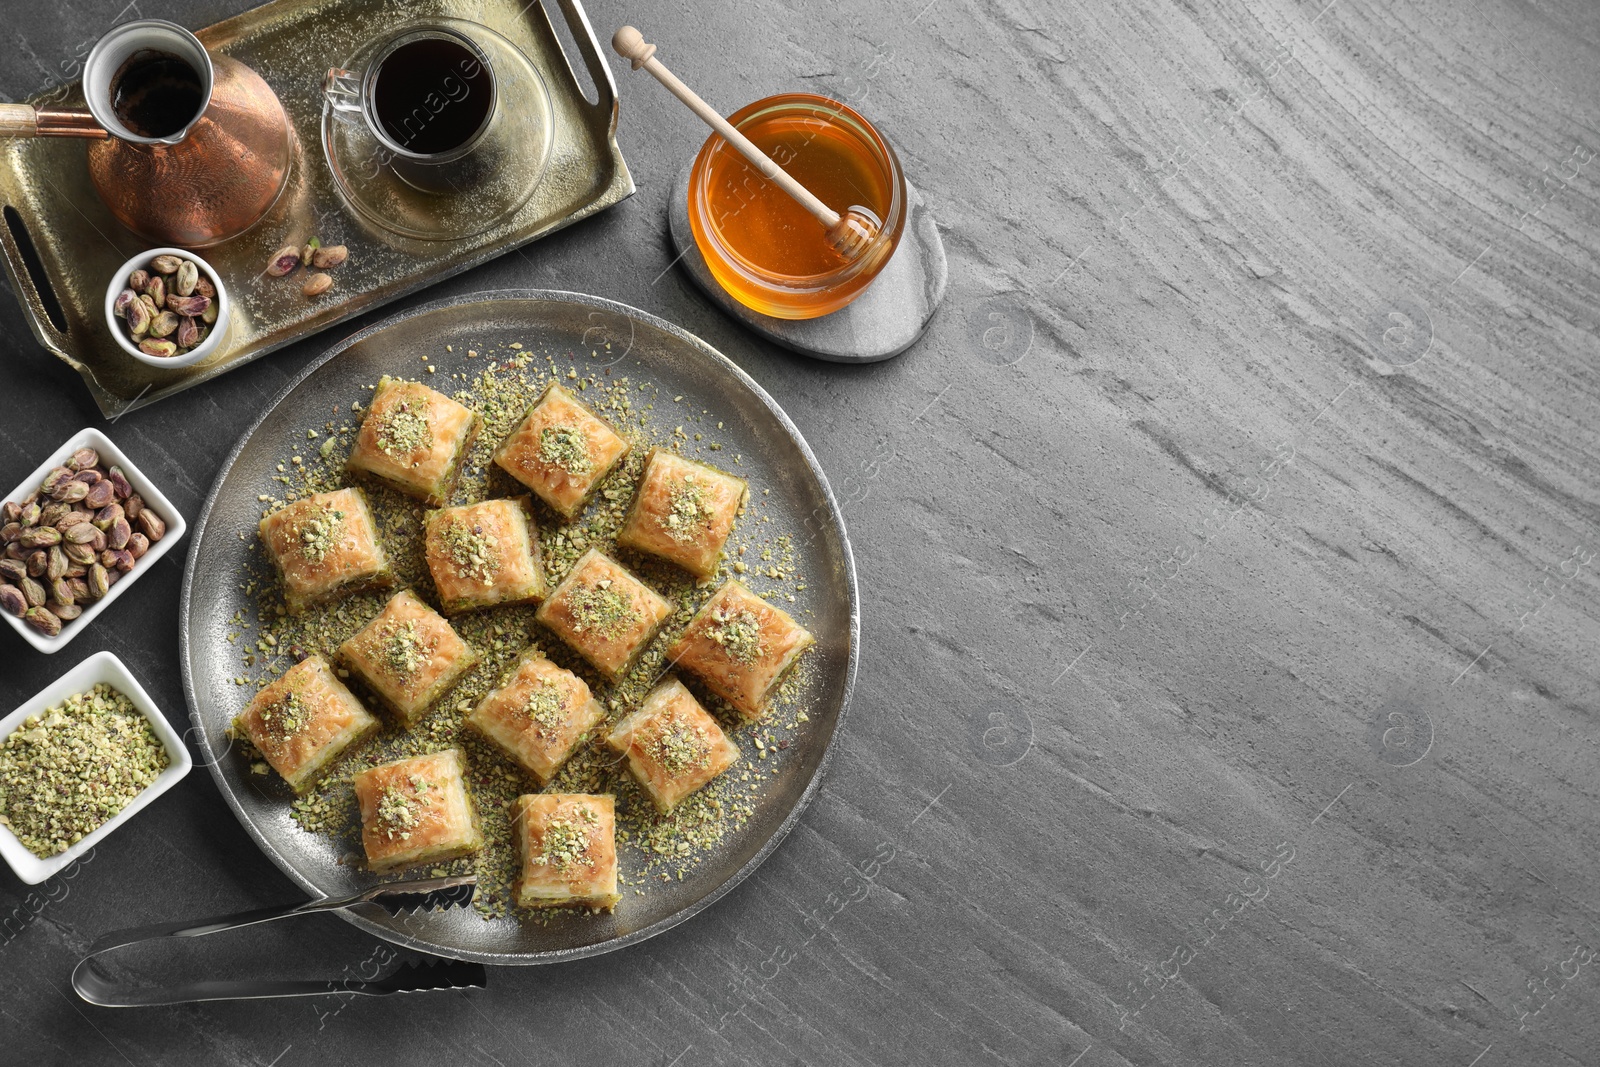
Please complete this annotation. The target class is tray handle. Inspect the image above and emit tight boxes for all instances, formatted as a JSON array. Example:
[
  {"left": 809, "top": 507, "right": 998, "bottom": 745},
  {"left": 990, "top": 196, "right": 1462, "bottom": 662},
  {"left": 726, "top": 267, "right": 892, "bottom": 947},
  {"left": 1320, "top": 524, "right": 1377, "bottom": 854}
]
[
  {"left": 1, "top": 204, "right": 71, "bottom": 349},
  {"left": 548, "top": 0, "right": 618, "bottom": 119}
]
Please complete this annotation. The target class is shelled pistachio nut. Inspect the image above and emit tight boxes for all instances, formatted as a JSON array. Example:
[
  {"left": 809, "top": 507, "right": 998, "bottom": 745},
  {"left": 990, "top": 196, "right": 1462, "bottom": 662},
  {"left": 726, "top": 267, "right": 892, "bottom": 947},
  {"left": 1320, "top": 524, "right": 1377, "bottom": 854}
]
[
  {"left": 175, "top": 260, "right": 198, "bottom": 296},
  {"left": 83, "top": 480, "right": 115, "bottom": 510},
  {"left": 107, "top": 467, "right": 132, "bottom": 499},
  {"left": 166, "top": 293, "right": 209, "bottom": 317},
  {"left": 23, "top": 606, "right": 60, "bottom": 636},
  {"left": 311, "top": 244, "right": 348, "bottom": 269},
  {"left": 137, "top": 510, "right": 166, "bottom": 541}
]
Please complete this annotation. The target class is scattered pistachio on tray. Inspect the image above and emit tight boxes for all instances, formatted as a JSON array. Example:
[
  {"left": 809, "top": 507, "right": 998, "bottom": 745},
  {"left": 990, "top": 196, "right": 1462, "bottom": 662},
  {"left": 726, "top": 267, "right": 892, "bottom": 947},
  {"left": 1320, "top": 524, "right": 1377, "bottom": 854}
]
[
  {"left": 264, "top": 234, "right": 349, "bottom": 298},
  {"left": 0, "top": 449, "right": 167, "bottom": 636},
  {"left": 114, "top": 252, "right": 216, "bottom": 358}
]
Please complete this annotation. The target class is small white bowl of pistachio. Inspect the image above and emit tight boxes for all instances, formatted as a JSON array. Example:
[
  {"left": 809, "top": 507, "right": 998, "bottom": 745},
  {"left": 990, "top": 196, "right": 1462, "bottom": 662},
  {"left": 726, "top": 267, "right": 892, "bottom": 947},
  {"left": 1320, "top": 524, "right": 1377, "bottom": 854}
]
[
  {"left": 105, "top": 247, "right": 231, "bottom": 369},
  {"left": 1, "top": 428, "right": 187, "bottom": 652}
]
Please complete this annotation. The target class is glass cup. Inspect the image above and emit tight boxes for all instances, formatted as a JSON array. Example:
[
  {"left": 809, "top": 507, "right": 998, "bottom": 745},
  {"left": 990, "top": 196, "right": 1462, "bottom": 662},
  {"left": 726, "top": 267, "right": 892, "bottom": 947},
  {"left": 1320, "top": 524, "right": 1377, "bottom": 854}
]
[
  {"left": 687, "top": 93, "right": 906, "bottom": 320},
  {"left": 323, "top": 23, "right": 500, "bottom": 194}
]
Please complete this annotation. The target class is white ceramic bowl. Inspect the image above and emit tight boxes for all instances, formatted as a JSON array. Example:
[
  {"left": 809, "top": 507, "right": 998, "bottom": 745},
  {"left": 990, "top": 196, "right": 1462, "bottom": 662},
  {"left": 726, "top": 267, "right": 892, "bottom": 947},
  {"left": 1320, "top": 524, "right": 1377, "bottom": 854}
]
[
  {"left": 1, "top": 428, "right": 187, "bottom": 653},
  {"left": 104, "top": 246, "right": 231, "bottom": 369},
  {"left": 0, "top": 651, "right": 192, "bottom": 884}
]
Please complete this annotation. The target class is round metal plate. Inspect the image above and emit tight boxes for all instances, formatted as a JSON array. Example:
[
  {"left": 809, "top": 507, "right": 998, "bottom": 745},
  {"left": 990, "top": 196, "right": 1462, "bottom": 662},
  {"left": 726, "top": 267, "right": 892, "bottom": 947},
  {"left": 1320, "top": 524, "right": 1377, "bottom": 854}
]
[{"left": 180, "top": 289, "right": 858, "bottom": 964}]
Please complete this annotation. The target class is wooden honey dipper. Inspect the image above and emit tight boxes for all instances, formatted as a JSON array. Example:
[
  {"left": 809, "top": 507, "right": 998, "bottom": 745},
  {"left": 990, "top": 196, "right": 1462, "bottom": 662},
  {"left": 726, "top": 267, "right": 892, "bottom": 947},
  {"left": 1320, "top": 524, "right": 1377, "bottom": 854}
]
[{"left": 612, "top": 25, "right": 879, "bottom": 262}]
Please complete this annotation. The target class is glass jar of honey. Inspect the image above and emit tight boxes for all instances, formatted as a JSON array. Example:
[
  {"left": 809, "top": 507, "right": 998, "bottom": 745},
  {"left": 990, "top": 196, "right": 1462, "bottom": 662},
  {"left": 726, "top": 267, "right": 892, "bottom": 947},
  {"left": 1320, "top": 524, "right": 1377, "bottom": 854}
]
[{"left": 687, "top": 93, "right": 906, "bottom": 320}]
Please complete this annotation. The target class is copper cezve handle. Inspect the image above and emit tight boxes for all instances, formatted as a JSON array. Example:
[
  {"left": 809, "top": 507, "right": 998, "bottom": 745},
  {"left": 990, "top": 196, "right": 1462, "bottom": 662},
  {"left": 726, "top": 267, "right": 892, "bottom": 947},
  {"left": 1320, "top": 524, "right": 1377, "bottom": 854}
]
[{"left": 0, "top": 103, "right": 109, "bottom": 139}]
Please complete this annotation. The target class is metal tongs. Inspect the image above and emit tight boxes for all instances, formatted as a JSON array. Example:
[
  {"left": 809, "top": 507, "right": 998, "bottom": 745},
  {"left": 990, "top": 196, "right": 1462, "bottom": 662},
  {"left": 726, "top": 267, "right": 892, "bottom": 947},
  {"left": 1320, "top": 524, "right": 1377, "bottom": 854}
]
[{"left": 72, "top": 875, "right": 487, "bottom": 1006}]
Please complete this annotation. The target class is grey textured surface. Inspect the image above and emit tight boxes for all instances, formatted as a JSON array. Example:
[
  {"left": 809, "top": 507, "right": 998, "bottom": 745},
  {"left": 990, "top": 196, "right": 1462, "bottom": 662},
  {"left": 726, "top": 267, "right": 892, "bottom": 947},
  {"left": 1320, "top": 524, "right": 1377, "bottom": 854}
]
[
  {"left": 667, "top": 166, "right": 949, "bottom": 361},
  {"left": 1, "top": 1, "right": 1598, "bottom": 1066}
]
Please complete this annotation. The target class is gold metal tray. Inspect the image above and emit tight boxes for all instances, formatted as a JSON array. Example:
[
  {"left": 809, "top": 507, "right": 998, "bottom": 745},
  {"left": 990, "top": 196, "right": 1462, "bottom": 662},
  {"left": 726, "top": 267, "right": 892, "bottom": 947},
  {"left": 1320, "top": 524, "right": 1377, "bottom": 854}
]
[{"left": 0, "top": 0, "right": 632, "bottom": 417}]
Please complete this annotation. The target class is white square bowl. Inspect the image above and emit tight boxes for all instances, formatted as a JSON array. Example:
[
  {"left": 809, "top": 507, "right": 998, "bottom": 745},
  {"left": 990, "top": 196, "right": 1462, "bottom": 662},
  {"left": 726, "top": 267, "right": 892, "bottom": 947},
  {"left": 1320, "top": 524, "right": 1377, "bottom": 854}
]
[
  {"left": 0, "top": 650, "right": 192, "bottom": 884},
  {"left": 1, "top": 427, "right": 187, "bottom": 653}
]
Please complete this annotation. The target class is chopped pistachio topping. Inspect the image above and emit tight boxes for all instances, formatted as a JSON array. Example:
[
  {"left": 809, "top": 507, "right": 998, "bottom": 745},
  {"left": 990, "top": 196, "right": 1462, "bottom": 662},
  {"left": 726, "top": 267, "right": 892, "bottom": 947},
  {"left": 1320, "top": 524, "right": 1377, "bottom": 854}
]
[
  {"left": 708, "top": 607, "right": 764, "bottom": 664},
  {"left": 653, "top": 718, "right": 708, "bottom": 775},
  {"left": 258, "top": 689, "right": 313, "bottom": 749},
  {"left": 441, "top": 519, "right": 500, "bottom": 584},
  {"left": 0, "top": 683, "right": 169, "bottom": 858},
  {"left": 375, "top": 397, "right": 433, "bottom": 457},
  {"left": 523, "top": 680, "right": 568, "bottom": 733},
  {"left": 539, "top": 425, "right": 592, "bottom": 475},
  {"left": 294, "top": 505, "right": 346, "bottom": 564},
  {"left": 566, "top": 580, "right": 637, "bottom": 638},
  {"left": 376, "top": 777, "right": 430, "bottom": 840},
  {"left": 377, "top": 619, "right": 428, "bottom": 679},
  {"left": 663, "top": 476, "right": 711, "bottom": 542},
  {"left": 538, "top": 813, "right": 595, "bottom": 870}
]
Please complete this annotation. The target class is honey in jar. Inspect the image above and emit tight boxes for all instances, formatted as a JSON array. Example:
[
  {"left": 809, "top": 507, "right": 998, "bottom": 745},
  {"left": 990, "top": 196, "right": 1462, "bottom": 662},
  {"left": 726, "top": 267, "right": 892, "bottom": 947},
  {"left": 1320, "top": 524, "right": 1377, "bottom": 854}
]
[{"left": 688, "top": 93, "right": 906, "bottom": 319}]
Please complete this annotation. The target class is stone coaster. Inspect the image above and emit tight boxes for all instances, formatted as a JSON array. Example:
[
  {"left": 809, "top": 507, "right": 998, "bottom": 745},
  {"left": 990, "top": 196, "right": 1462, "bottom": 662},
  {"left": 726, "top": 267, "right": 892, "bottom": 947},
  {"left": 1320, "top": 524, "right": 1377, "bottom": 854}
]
[{"left": 667, "top": 164, "right": 947, "bottom": 363}]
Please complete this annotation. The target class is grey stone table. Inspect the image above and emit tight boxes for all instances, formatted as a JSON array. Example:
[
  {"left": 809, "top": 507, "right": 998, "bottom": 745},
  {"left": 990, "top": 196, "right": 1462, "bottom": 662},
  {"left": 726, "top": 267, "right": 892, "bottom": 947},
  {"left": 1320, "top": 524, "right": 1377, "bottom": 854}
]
[{"left": 3, "top": 1, "right": 1598, "bottom": 1064}]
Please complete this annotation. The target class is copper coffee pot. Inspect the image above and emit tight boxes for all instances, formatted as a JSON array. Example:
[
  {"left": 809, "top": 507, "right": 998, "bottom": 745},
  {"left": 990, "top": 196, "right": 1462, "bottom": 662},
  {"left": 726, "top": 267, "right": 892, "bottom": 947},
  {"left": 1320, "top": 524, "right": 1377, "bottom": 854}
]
[{"left": 0, "top": 20, "right": 292, "bottom": 247}]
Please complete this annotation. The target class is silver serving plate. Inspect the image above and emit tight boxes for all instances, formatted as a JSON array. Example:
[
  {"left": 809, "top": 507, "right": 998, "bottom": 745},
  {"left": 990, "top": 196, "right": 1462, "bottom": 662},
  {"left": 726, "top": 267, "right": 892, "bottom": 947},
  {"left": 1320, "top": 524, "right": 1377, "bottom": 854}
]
[{"left": 180, "top": 290, "right": 858, "bottom": 964}]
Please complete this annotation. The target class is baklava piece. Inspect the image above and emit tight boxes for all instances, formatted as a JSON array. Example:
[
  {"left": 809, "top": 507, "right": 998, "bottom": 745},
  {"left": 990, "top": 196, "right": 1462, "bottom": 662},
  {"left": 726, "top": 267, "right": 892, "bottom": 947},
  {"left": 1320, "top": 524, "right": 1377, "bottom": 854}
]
[
  {"left": 667, "top": 580, "right": 815, "bottom": 720},
  {"left": 423, "top": 497, "right": 548, "bottom": 615},
  {"left": 337, "top": 589, "right": 478, "bottom": 727},
  {"left": 233, "top": 655, "right": 378, "bottom": 794},
  {"left": 258, "top": 488, "right": 392, "bottom": 614},
  {"left": 616, "top": 448, "right": 748, "bottom": 579},
  {"left": 465, "top": 649, "right": 605, "bottom": 784},
  {"left": 511, "top": 793, "right": 619, "bottom": 910},
  {"left": 354, "top": 748, "right": 482, "bottom": 873},
  {"left": 535, "top": 549, "right": 672, "bottom": 681},
  {"left": 492, "top": 382, "right": 630, "bottom": 518},
  {"left": 346, "top": 376, "right": 478, "bottom": 507},
  {"left": 605, "top": 678, "right": 739, "bottom": 812}
]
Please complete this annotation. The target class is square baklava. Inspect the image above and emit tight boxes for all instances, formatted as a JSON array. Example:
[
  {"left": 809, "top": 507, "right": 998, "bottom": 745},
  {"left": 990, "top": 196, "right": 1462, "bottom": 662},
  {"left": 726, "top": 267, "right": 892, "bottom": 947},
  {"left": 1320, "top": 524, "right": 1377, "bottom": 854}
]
[
  {"left": 534, "top": 549, "right": 672, "bottom": 681},
  {"left": 337, "top": 589, "right": 478, "bottom": 726},
  {"left": 511, "top": 793, "right": 619, "bottom": 910},
  {"left": 353, "top": 748, "right": 482, "bottom": 873},
  {"left": 423, "top": 498, "right": 548, "bottom": 615},
  {"left": 258, "top": 488, "right": 392, "bottom": 614},
  {"left": 233, "top": 655, "right": 378, "bottom": 794},
  {"left": 465, "top": 648, "right": 606, "bottom": 784},
  {"left": 667, "top": 580, "right": 815, "bottom": 720},
  {"left": 346, "top": 376, "right": 478, "bottom": 507},
  {"left": 492, "top": 382, "right": 630, "bottom": 518},
  {"left": 605, "top": 677, "right": 739, "bottom": 812},
  {"left": 616, "top": 449, "right": 747, "bottom": 579}
]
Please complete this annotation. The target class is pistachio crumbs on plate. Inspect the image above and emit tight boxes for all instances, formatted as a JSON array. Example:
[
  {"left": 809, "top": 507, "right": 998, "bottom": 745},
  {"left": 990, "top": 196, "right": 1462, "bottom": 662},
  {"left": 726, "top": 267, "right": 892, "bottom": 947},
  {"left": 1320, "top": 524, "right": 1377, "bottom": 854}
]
[
  {"left": 0, "top": 683, "right": 169, "bottom": 858},
  {"left": 236, "top": 344, "right": 818, "bottom": 920}
]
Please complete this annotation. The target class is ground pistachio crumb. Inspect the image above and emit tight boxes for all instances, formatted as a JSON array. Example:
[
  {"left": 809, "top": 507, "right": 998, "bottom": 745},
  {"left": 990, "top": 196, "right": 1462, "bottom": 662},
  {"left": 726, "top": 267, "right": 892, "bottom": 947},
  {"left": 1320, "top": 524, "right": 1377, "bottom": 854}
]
[
  {"left": 539, "top": 425, "right": 592, "bottom": 475},
  {"left": 708, "top": 606, "right": 764, "bottom": 664},
  {"left": 294, "top": 503, "right": 346, "bottom": 564},
  {"left": 375, "top": 396, "right": 433, "bottom": 457},
  {"left": 567, "top": 582, "right": 637, "bottom": 637},
  {"left": 664, "top": 476, "right": 711, "bottom": 542},
  {"left": 0, "top": 684, "right": 168, "bottom": 858},
  {"left": 442, "top": 518, "right": 500, "bottom": 583}
]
